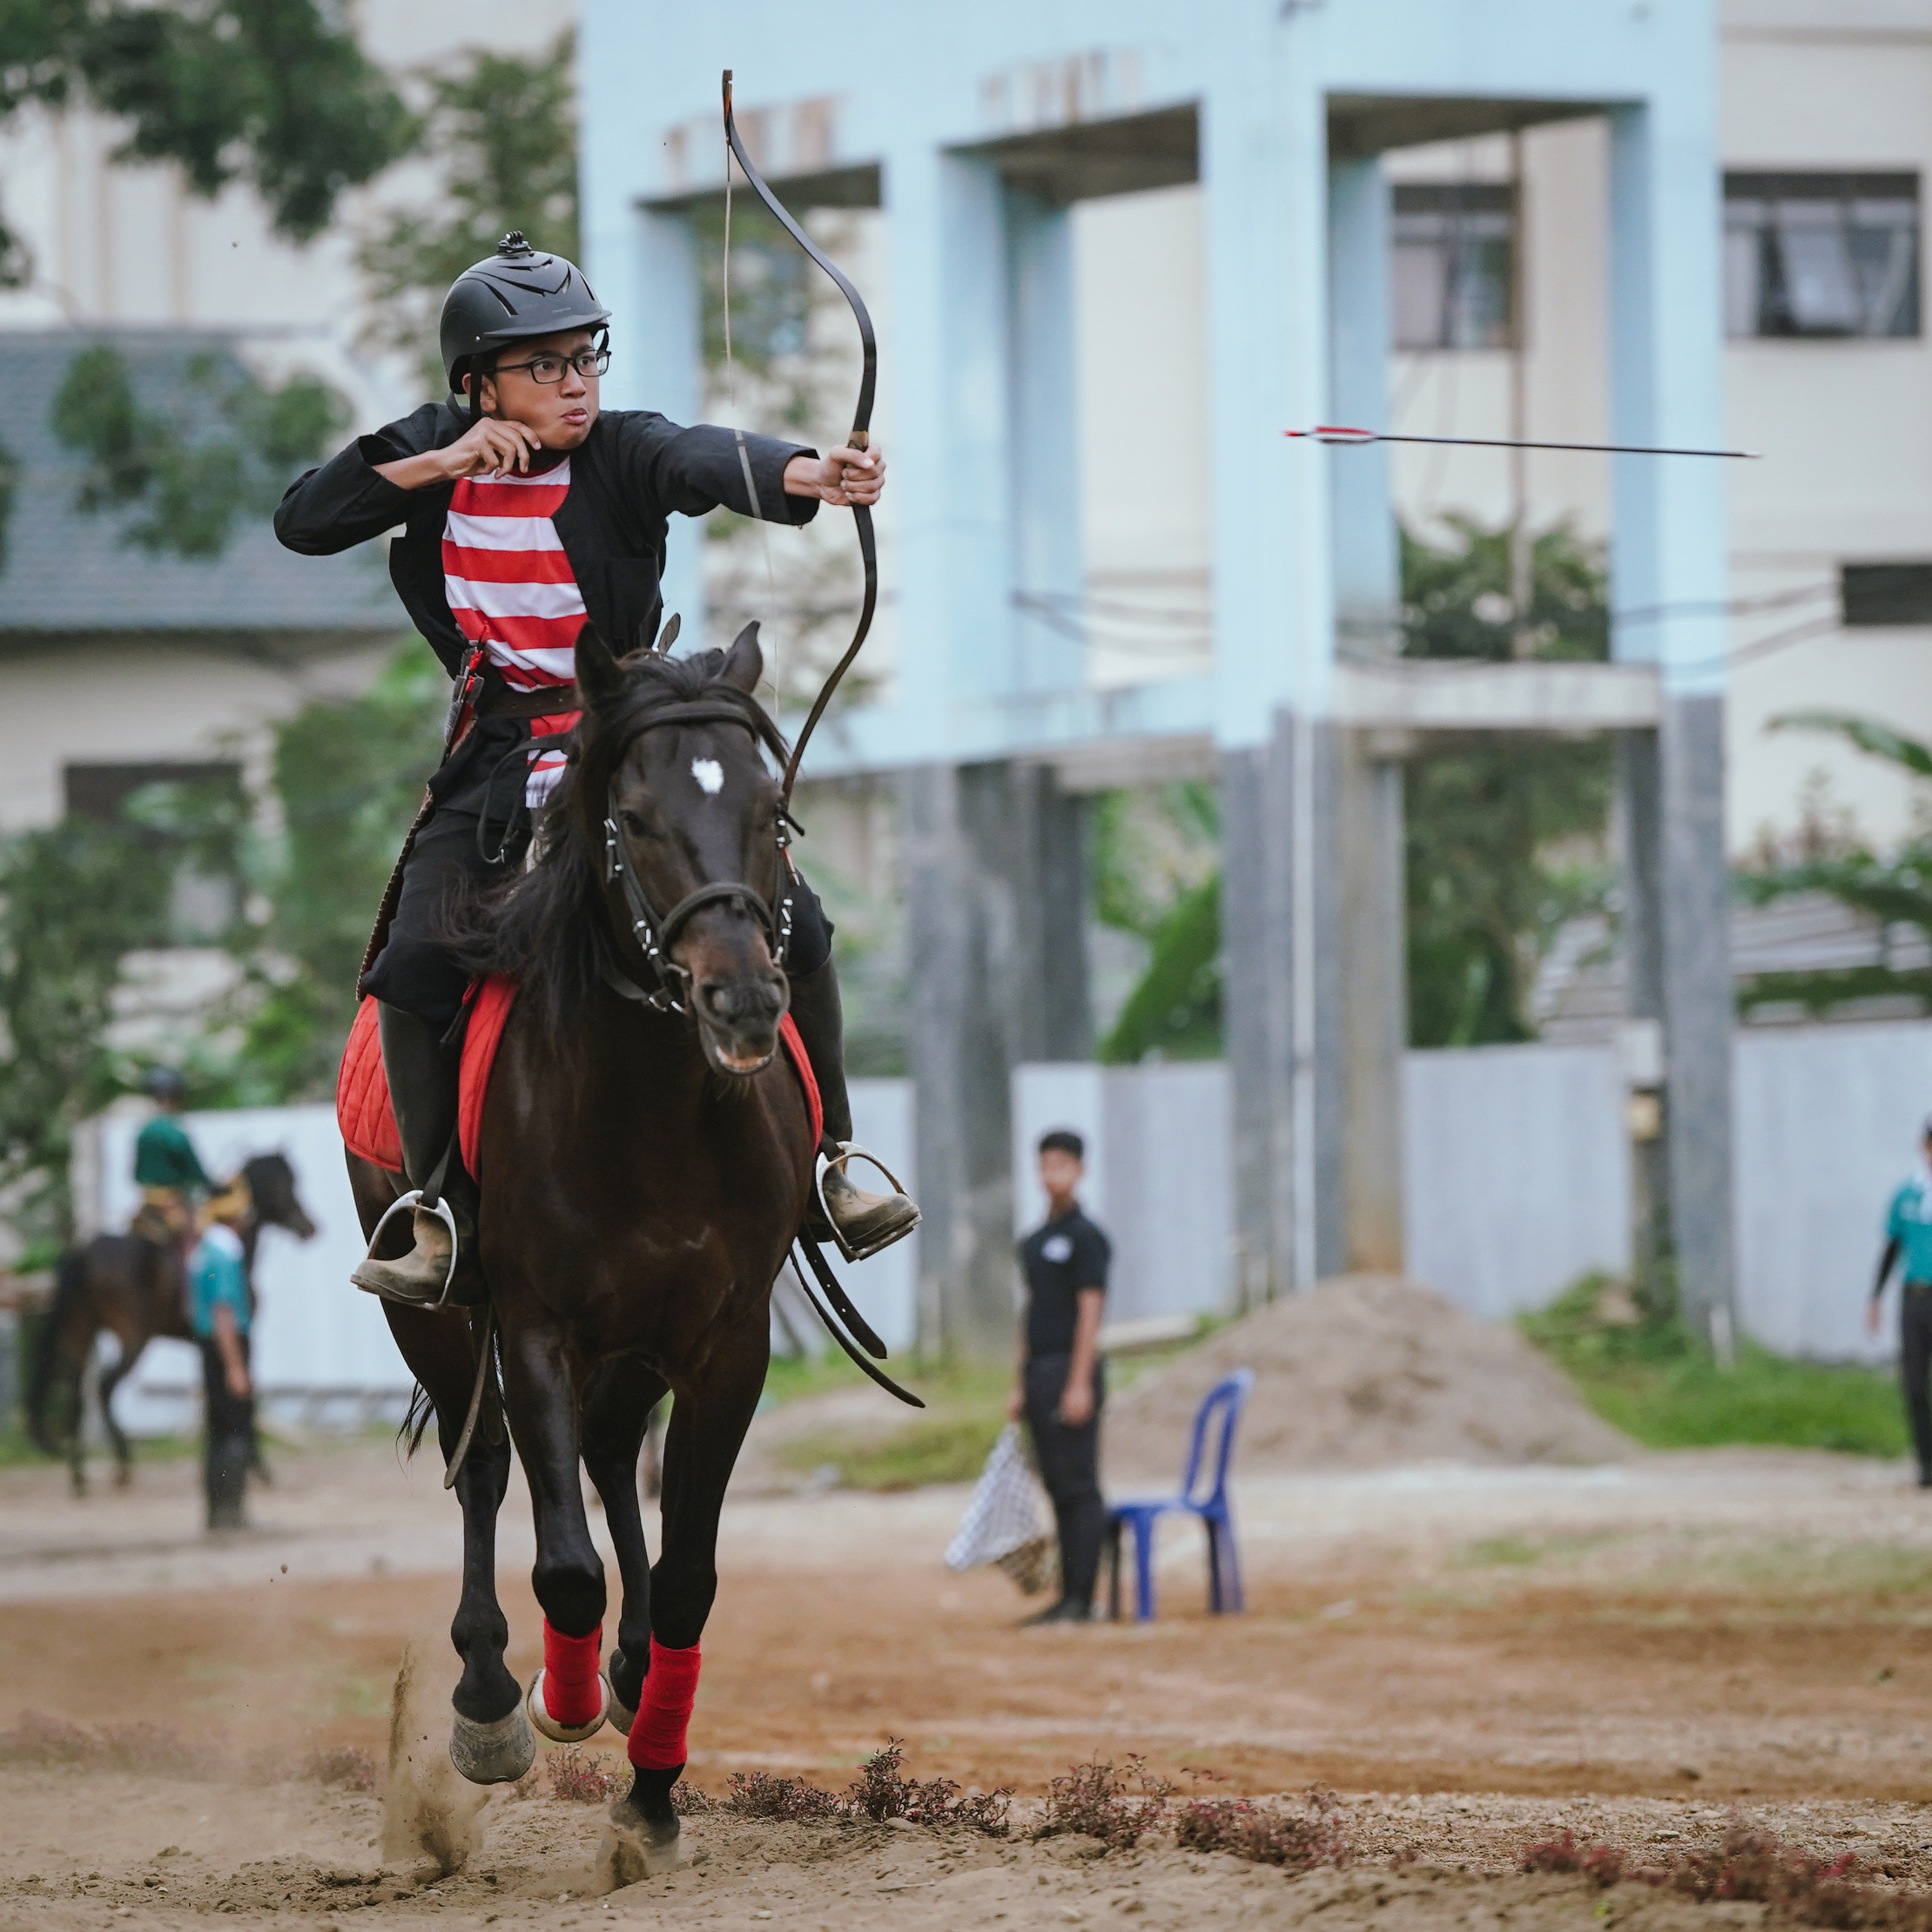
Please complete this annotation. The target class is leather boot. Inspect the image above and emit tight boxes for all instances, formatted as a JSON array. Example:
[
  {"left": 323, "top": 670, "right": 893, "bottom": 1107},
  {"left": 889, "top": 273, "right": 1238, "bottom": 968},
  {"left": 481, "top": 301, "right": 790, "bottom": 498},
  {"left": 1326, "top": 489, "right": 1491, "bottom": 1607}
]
[
  {"left": 351, "top": 1004, "right": 482, "bottom": 1305},
  {"left": 786, "top": 960, "right": 919, "bottom": 1260}
]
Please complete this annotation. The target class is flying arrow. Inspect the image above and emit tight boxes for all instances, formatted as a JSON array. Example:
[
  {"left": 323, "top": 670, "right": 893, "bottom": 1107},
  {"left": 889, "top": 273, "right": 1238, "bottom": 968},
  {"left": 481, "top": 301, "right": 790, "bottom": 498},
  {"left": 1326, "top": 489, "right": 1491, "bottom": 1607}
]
[{"left": 1285, "top": 424, "right": 1759, "bottom": 458}]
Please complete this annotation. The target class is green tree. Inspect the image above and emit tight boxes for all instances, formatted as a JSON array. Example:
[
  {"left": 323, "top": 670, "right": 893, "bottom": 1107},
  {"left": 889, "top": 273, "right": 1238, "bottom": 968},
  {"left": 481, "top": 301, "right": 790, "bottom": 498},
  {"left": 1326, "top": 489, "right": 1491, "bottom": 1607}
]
[
  {"left": 0, "top": 0, "right": 413, "bottom": 284},
  {"left": 1401, "top": 520, "right": 1615, "bottom": 1047},
  {"left": 0, "top": 817, "right": 171, "bottom": 1255},
  {"left": 1734, "top": 714, "right": 1932, "bottom": 1019},
  {"left": 358, "top": 32, "right": 580, "bottom": 397},
  {"left": 1094, "top": 783, "right": 1223, "bottom": 1064},
  {"left": 227, "top": 643, "right": 447, "bottom": 1101},
  {"left": 51, "top": 341, "right": 347, "bottom": 560}
]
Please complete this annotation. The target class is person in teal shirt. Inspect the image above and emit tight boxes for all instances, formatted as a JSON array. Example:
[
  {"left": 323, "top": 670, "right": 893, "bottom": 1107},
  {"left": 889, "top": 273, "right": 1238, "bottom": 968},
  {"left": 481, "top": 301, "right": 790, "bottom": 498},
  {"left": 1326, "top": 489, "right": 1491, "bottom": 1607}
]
[
  {"left": 132, "top": 1068, "right": 211, "bottom": 1244},
  {"left": 1869, "top": 1117, "right": 1932, "bottom": 1489},
  {"left": 189, "top": 1188, "right": 253, "bottom": 1531}
]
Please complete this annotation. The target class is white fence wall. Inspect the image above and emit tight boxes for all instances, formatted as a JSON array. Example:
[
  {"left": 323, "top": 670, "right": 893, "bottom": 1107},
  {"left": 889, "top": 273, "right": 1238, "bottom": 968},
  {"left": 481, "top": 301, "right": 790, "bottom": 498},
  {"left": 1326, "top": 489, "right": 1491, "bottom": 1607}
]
[
  {"left": 1018, "top": 1022, "right": 1932, "bottom": 1360},
  {"left": 1733, "top": 1021, "right": 1932, "bottom": 1364},
  {"left": 88, "top": 1020, "right": 1932, "bottom": 1424},
  {"left": 1401, "top": 1042, "right": 1632, "bottom": 1321}
]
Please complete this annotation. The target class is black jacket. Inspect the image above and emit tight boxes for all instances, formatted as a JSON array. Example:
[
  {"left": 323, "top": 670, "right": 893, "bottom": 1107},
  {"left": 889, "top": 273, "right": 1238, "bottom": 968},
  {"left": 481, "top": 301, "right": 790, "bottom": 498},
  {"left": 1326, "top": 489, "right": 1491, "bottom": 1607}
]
[{"left": 273, "top": 402, "right": 818, "bottom": 673}]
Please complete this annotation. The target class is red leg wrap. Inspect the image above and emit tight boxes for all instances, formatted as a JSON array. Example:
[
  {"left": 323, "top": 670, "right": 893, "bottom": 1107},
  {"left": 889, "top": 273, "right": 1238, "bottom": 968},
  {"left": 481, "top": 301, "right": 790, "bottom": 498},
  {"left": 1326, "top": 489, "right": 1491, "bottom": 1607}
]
[
  {"left": 625, "top": 1638, "right": 702, "bottom": 1770},
  {"left": 541, "top": 1619, "right": 603, "bottom": 1729}
]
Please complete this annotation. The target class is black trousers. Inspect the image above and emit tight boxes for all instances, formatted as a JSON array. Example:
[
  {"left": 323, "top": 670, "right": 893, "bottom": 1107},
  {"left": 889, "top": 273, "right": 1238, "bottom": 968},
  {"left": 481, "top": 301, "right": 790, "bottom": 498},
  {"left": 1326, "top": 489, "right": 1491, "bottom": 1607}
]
[
  {"left": 1024, "top": 1353, "right": 1106, "bottom": 1609},
  {"left": 1902, "top": 1284, "right": 1932, "bottom": 1477},
  {"left": 199, "top": 1338, "right": 255, "bottom": 1530},
  {"left": 360, "top": 722, "right": 832, "bottom": 1031}
]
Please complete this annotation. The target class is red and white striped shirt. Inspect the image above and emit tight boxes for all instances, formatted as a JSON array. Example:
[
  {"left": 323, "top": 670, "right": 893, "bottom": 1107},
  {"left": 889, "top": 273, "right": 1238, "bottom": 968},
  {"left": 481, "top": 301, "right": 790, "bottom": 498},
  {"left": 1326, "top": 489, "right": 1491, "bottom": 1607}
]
[{"left": 441, "top": 458, "right": 585, "bottom": 807}]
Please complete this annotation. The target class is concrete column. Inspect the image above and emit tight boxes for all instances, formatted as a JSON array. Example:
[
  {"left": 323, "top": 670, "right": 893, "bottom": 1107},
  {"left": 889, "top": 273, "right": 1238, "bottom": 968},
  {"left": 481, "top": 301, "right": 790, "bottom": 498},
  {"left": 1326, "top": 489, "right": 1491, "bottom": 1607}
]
[
  {"left": 1334, "top": 730, "right": 1407, "bottom": 1271},
  {"left": 903, "top": 758, "right": 1090, "bottom": 1355},
  {"left": 1006, "top": 191, "right": 1087, "bottom": 697},
  {"left": 1326, "top": 152, "right": 1407, "bottom": 1274},
  {"left": 1328, "top": 155, "right": 1401, "bottom": 658},
  {"left": 1608, "top": 94, "right": 1734, "bottom": 1345},
  {"left": 1206, "top": 31, "right": 1332, "bottom": 1303}
]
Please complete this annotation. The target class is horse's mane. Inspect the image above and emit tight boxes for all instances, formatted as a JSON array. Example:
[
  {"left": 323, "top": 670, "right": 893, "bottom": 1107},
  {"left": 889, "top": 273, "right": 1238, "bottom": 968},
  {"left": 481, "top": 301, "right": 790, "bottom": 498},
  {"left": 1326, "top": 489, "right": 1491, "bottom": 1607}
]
[{"left": 436, "top": 646, "right": 788, "bottom": 1050}]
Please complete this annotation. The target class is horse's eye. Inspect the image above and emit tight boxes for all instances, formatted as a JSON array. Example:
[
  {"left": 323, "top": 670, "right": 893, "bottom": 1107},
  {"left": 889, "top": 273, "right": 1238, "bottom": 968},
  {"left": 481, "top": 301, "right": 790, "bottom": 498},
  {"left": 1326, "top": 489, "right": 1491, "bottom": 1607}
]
[{"left": 619, "top": 809, "right": 649, "bottom": 837}]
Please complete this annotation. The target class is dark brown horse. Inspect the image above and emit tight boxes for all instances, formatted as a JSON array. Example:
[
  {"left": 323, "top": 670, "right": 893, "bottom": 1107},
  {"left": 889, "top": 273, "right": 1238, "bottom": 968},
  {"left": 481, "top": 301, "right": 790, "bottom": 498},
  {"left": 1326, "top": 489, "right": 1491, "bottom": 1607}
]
[
  {"left": 349, "top": 623, "right": 818, "bottom": 1884},
  {"left": 27, "top": 1151, "right": 318, "bottom": 1491}
]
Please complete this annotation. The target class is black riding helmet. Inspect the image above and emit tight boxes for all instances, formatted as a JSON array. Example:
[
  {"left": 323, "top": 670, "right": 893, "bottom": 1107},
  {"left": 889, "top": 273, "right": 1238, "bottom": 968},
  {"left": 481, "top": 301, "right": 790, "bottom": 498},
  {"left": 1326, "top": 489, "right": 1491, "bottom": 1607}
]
[{"left": 440, "top": 231, "right": 610, "bottom": 410}]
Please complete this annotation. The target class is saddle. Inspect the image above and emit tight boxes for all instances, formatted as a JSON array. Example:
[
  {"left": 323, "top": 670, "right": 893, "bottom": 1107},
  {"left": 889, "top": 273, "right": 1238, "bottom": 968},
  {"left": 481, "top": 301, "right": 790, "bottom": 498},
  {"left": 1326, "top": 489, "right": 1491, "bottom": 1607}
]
[{"left": 335, "top": 975, "right": 822, "bottom": 1181}]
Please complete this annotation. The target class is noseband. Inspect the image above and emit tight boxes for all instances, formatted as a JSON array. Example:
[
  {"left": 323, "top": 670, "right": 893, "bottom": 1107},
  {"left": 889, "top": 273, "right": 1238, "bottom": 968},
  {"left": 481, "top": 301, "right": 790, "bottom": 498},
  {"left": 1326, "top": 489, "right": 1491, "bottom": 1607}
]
[{"left": 598, "top": 700, "right": 796, "bottom": 1016}]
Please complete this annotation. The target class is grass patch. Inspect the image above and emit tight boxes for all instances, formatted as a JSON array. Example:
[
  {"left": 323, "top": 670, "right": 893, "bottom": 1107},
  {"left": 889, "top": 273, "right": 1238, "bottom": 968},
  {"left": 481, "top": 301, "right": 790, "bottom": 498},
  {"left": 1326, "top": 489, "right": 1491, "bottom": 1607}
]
[
  {"left": 772, "top": 1356, "right": 1013, "bottom": 1490},
  {"left": 1522, "top": 1274, "right": 1908, "bottom": 1457}
]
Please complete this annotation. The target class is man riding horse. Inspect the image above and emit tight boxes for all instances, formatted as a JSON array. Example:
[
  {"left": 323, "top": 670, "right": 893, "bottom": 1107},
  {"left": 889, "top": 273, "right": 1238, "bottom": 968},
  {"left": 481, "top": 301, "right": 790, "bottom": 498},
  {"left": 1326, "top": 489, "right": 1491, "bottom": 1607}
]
[{"left": 274, "top": 233, "right": 919, "bottom": 1303}]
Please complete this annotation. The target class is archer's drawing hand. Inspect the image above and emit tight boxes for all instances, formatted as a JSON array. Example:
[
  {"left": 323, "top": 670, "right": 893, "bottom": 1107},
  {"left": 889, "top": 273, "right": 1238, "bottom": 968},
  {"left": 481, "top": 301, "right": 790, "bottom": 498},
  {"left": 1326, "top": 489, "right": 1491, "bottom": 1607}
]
[
  {"left": 372, "top": 416, "right": 542, "bottom": 491},
  {"left": 441, "top": 416, "right": 542, "bottom": 481},
  {"left": 784, "top": 442, "right": 885, "bottom": 507}
]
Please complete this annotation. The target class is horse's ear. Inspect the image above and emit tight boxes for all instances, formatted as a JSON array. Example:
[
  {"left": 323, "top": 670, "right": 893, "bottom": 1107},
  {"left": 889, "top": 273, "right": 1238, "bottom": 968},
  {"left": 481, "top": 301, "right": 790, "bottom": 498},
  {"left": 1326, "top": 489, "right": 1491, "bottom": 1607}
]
[
  {"left": 720, "top": 621, "right": 763, "bottom": 694},
  {"left": 654, "top": 611, "right": 681, "bottom": 655},
  {"left": 576, "top": 620, "right": 624, "bottom": 708}
]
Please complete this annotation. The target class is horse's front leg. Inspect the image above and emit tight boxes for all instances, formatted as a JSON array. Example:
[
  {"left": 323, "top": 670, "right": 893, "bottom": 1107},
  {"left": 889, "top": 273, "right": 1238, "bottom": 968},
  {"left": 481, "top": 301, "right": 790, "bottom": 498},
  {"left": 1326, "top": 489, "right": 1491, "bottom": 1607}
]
[
  {"left": 499, "top": 1316, "right": 613, "bottom": 1746},
  {"left": 602, "top": 1320, "right": 768, "bottom": 1886},
  {"left": 580, "top": 1359, "right": 670, "bottom": 1729},
  {"left": 382, "top": 1301, "right": 528, "bottom": 1783}
]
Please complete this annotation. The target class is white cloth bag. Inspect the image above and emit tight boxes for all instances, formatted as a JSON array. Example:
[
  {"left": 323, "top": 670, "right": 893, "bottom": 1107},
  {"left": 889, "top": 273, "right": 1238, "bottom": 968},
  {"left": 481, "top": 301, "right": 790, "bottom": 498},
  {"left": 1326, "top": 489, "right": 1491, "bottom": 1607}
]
[{"left": 946, "top": 1424, "right": 1057, "bottom": 1595}]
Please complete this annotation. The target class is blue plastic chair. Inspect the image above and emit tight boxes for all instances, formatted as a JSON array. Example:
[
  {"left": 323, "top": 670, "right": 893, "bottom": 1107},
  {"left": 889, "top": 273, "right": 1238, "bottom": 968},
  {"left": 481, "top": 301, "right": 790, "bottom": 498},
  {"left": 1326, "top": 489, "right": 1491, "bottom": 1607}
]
[{"left": 1105, "top": 1367, "right": 1255, "bottom": 1622}]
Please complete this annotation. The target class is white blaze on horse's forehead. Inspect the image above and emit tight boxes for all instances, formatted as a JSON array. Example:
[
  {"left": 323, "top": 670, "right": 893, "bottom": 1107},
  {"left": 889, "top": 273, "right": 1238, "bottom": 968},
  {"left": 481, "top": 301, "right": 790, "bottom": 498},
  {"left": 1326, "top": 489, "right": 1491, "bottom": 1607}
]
[{"left": 690, "top": 757, "right": 724, "bottom": 796}]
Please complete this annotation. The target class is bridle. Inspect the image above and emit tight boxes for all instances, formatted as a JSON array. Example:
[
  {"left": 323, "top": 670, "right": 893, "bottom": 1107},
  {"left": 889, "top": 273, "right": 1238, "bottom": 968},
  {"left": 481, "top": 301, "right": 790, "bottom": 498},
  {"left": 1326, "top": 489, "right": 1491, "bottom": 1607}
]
[{"left": 596, "top": 699, "right": 796, "bottom": 1016}]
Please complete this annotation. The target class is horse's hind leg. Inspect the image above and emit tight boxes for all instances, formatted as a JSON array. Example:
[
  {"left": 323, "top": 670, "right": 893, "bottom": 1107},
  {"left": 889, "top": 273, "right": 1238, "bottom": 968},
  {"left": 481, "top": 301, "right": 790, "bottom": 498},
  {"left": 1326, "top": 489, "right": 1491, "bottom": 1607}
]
[
  {"left": 580, "top": 1362, "right": 670, "bottom": 1727},
  {"left": 381, "top": 1302, "right": 529, "bottom": 1784},
  {"left": 602, "top": 1330, "right": 767, "bottom": 1888}
]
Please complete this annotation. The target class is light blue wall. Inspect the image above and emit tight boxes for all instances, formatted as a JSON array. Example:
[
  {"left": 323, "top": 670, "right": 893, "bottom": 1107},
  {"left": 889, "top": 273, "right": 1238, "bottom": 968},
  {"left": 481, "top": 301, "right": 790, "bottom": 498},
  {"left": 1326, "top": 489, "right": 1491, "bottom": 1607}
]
[{"left": 576, "top": 0, "right": 1726, "bottom": 753}]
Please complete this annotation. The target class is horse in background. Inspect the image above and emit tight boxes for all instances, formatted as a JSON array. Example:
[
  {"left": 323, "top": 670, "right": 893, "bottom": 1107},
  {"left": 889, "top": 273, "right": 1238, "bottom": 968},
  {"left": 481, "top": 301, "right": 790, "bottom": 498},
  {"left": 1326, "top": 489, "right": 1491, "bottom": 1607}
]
[{"left": 26, "top": 1150, "right": 318, "bottom": 1492}]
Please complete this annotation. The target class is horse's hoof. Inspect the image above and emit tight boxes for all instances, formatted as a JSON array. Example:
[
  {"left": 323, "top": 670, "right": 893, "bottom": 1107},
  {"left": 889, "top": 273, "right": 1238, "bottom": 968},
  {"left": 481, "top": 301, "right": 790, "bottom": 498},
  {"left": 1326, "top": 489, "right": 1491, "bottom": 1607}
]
[
  {"left": 596, "top": 1798, "right": 680, "bottom": 1889},
  {"left": 448, "top": 1701, "right": 535, "bottom": 1785},
  {"left": 526, "top": 1667, "right": 608, "bottom": 1744},
  {"left": 603, "top": 1670, "right": 636, "bottom": 1737}
]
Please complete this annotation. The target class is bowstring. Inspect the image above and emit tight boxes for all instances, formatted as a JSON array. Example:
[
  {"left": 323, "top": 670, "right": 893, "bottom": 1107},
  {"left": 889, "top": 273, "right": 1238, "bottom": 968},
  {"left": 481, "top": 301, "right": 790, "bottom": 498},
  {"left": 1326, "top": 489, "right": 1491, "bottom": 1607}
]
[{"left": 723, "top": 125, "right": 783, "bottom": 708}]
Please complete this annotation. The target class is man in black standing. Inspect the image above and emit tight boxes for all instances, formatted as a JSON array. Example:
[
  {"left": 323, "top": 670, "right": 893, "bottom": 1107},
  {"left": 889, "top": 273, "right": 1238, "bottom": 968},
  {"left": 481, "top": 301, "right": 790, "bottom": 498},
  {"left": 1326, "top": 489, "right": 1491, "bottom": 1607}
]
[{"left": 1010, "top": 1128, "right": 1110, "bottom": 1626}]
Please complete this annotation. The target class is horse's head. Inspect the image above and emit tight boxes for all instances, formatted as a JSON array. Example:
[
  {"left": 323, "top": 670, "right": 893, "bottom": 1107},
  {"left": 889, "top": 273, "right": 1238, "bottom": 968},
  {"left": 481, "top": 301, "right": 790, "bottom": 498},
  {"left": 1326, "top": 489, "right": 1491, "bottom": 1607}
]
[
  {"left": 576, "top": 620, "right": 792, "bottom": 1078},
  {"left": 241, "top": 1152, "right": 318, "bottom": 1241}
]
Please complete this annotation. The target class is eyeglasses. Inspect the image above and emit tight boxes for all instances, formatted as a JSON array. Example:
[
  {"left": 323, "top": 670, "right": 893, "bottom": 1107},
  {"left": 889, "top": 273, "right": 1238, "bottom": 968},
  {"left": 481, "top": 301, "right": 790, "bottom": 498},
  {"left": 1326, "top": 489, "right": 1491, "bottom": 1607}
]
[{"left": 490, "top": 347, "right": 611, "bottom": 384}]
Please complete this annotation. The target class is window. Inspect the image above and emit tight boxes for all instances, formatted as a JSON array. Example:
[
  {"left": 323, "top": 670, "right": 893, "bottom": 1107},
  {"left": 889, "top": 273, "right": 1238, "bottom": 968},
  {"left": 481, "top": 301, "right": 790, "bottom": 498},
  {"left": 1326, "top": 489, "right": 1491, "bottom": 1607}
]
[
  {"left": 1724, "top": 172, "right": 1920, "bottom": 338},
  {"left": 1841, "top": 562, "right": 1932, "bottom": 627},
  {"left": 1391, "top": 184, "right": 1515, "bottom": 351}
]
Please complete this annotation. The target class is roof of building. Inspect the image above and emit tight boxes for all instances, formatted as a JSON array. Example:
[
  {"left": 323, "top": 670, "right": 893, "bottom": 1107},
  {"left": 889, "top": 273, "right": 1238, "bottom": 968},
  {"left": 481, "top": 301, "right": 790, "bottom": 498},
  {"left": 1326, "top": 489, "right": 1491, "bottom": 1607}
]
[{"left": 0, "top": 330, "right": 397, "bottom": 636}]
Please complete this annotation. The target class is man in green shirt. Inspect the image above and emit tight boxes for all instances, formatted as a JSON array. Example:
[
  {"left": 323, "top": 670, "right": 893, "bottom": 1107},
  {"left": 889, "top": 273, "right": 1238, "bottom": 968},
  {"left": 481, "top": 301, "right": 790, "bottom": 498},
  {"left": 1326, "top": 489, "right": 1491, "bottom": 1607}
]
[
  {"left": 1871, "top": 1118, "right": 1932, "bottom": 1488},
  {"left": 132, "top": 1068, "right": 210, "bottom": 1244}
]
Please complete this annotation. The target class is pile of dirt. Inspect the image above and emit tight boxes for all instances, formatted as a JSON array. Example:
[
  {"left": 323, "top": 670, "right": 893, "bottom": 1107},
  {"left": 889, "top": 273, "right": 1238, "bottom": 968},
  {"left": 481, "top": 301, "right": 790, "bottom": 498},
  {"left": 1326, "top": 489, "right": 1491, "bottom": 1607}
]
[{"left": 1104, "top": 1274, "right": 1631, "bottom": 1480}]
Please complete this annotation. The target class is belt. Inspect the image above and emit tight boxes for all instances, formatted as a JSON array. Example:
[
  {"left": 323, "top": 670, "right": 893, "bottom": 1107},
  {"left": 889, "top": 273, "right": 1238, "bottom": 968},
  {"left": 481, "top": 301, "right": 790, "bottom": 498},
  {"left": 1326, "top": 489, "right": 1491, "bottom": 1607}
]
[
  {"left": 473, "top": 674, "right": 581, "bottom": 722},
  {"left": 1907, "top": 1280, "right": 1932, "bottom": 1295}
]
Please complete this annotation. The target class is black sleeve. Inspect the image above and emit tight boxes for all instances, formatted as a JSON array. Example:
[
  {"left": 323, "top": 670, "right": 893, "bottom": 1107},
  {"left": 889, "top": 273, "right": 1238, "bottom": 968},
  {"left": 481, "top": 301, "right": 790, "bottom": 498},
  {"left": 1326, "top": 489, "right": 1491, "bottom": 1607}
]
[
  {"left": 1876, "top": 1236, "right": 1902, "bottom": 1299},
  {"left": 273, "top": 402, "right": 454, "bottom": 556},
  {"left": 606, "top": 412, "right": 820, "bottom": 528},
  {"left": 1073, "top": 1223, "right": 1110, "bottom": 1295}
]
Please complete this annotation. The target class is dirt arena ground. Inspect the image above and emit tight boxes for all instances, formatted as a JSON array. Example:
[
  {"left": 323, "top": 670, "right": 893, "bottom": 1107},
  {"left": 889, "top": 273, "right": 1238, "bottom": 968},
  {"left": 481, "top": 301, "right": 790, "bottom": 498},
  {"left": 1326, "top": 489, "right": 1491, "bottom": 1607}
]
[{"left": 4, "top": 1434, "right": 1932, "bottom": 1929}]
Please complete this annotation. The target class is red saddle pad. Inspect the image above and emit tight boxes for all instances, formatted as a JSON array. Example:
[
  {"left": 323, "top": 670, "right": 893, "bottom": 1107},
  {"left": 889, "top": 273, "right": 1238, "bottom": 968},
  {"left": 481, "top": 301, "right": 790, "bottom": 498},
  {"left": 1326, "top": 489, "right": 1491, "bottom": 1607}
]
[{"left": 336, "top": 977, "right": 822, "bottom": 1181}]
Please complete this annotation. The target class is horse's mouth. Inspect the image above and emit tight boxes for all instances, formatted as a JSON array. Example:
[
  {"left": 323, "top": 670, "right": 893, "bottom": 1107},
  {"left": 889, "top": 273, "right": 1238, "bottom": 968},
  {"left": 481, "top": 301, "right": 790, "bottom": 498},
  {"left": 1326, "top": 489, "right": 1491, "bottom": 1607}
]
[{"left": 697, "top": 1023, "right": 779, "bottom": 1078}]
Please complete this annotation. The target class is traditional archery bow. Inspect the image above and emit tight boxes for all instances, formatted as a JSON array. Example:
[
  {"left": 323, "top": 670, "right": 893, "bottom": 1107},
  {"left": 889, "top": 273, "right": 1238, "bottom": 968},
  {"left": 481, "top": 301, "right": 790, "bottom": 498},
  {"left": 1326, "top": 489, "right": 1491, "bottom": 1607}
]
[
  {"left": 721, "top": 70, "right": 878, "bottom": 805},
  {"left": 1285, "top": 423, "right": 1759, "bottom": 458}
]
